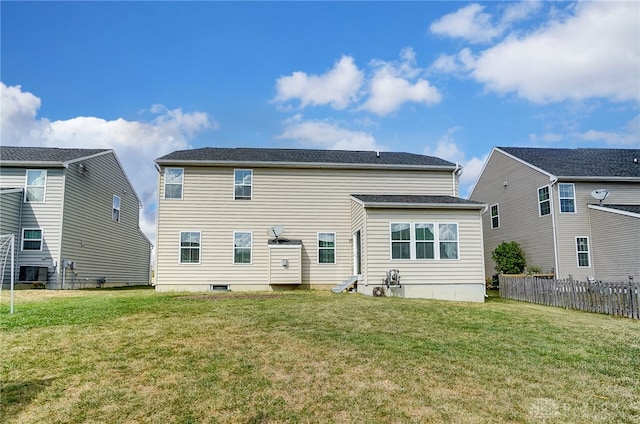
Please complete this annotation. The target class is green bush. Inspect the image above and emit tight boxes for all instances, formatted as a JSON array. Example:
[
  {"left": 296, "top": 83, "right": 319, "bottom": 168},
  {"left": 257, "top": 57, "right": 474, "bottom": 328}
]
[{"left": 491, "top": 241, "right": 526, "bottom": 274}]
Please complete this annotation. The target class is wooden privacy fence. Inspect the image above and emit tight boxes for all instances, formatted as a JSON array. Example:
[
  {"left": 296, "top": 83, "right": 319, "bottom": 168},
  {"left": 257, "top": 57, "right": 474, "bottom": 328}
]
[{"left": 499, "top": 275, "right": 640, "bottom": 319}]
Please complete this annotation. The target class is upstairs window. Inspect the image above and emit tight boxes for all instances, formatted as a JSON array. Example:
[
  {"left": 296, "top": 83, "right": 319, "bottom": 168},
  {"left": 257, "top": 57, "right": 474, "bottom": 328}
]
[
  {"left": 22, "top": 228, "right": 43, "bottom": 251},
  {"left": 234, "top": 169, "right": 252, "bottom": 200},
  {"left": 538, "top": 186, "right": 551, "bottom": 216},
  {"left": 576, "top": 237, "right": 590, "bottom": 267},
  {"left": 25, "top": 170, "right": 46, "bottom": 202},
  {"left": 180, "top": 231, "right": 201, "bottom": 264},
  {"left": 490, "top": 204, "right": 500, "bottom": 229},
  {"left": 559, "top": 183, "right": 576, "bottom": 213},
  {"left": 234, "top": 232, "right": 252, "bottom": 264},
  {"left": 112, "top": 195, "right": 121, "bottom": 222},
  {"left": 390, "top": 223, "right": 411, "bottom": 259},
  {"left": 415, "top": 223, "right": 435, "bottom": 259},
  {"left": 318, "top": 232, "right": 336, "bottom": 264},
  {"left": 164, "top": 168, "right": 183, "bottom": 199}
]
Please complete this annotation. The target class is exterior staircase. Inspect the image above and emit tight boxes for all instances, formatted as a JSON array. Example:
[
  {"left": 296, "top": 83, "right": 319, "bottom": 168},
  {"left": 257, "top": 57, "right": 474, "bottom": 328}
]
[{"left": 331, "top": 276, "right": 358, "bottom": 293}]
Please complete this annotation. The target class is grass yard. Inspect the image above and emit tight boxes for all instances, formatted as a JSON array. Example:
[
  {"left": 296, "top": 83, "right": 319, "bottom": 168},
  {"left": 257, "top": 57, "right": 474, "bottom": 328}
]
[{"left": 1, "top": 288, "right": 639, "bottom": 423}]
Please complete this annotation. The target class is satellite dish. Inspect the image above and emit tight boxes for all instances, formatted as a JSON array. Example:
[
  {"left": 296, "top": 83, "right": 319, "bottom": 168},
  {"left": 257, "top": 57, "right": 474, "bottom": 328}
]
[
  {"left": 269, "top": 226, "right": 284, "bottom": 238},
  {"left": 590, "top": 189, "right": 609, "bottom": 201}
]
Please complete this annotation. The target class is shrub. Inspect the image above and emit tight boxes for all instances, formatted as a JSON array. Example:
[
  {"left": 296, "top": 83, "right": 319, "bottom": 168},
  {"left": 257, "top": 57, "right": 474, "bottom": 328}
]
[{"left": 491, "top": 241, "right": 526, "bottom": 274}]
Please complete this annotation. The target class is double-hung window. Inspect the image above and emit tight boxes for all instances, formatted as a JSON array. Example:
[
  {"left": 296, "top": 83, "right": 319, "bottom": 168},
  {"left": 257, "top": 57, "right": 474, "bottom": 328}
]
[
  {"left": 318, "top": 232, "right": 336, "bottom": 264},
  {"left": 439, "top": 223, "right": 459, "bottom": 260},
  {"left": 164, "top": 168, "right": 184, "bottom": 199},
  {"left": 415, "top": 224, "right": 435, "bottom": 259},
  {"left": 234, "top": 169, "right": 252, "bottom": 200},
  {"left": 559, "top": 183, "right": 576, "bottom": 213},
  {"left": 538, "top": 186, "right": 551, "bottom": 216},
  {"left": 576, "top": 237, "right": 590, "bottom": 267},
  {"left": 490, "top": 204, "right": 499, "bottom": 229},
  {"left": 25, "top": 170, "right": 46, "bottom": 202},
  {"left": 390, "top": 223, "right": 411, "bottom": 259},
  {"left": 22, "top": 228, "right": 43, "bottom": 251},
  {"left": 233, "top": 232, "right": 252, "bottom": 264},
  {"left": 112, "top": 195, "right": 121, "bottom": 222},
  {"left": 180, "top": 231, "right": 201, "bottom": 264}
]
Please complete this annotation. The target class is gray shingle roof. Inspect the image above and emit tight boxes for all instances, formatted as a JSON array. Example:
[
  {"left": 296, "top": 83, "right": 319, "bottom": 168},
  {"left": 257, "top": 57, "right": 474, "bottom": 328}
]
[
  {"left": 599, "top": 204, "right": 640, "bottom": 215},
  {"left": 156, "top": 147, "right": 456, "bottom": 168},
  {"left": 0, "top": 146, "right": 110, "bottom": 163},
  {"left": 352, "top": 194, "right": 485, "bottom": 207},
  {"left": 498, "top": 147, "right": 640, "bottom": 178}
]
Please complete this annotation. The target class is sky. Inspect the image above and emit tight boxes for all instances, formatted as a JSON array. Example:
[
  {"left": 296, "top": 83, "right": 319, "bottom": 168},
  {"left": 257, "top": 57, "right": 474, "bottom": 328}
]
[{"left": 1, "top": 1, "right": 639, "bottom": 245}]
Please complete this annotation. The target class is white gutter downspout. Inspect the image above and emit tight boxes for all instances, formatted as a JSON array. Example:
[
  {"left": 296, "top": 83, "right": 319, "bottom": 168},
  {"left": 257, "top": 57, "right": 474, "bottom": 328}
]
[{"left": 550, "top": 176, "right": 559, "bottom": 279}]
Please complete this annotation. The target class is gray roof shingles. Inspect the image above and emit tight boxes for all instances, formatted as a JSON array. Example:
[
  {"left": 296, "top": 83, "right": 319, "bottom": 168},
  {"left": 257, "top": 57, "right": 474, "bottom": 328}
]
[
  {"left": 352, "top": 194, "right": 484, "bottom": 206},
  {"left": 598, "top": 204, "right": 640, "bottom": 215},
  {"left": 0, "top": 146, "right": 109, "bottom": 163},
  {"left": 499, "top": 147, "right": 640, "bottom": 178},
  {"left": 156, "top": 147, "right": 456, "bottom": 168}
]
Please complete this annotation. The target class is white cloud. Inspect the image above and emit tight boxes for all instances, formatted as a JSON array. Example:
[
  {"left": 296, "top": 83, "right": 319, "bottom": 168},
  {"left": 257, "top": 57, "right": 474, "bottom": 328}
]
[
  {"left": 528, "top": 115, "right": 640, "bottom": 146},
  {"left": 423, "top": 128, "right": 488, "bottom": 197},
  {"left": 0, "top": 82, "right": 215, "bottom": 245},
  {"left": 276, "top": 114, "right": 382, "bottom": 151},
  {"left": 430, "top": 4, "right": 502, "bottom": 44},
  {"left": 273, "top": 55, "right": 364, "bottom": 110},
  {"left": 360, "top": 47, "right": 441, "bottom": 116},
  {"left": 471, "top": 1, "right": 640, "bottom": 103}
]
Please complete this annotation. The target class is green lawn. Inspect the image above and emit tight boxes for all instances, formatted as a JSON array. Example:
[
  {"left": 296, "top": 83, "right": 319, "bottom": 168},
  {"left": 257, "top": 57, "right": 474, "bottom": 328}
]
[{"left": 1, "top": 288, "right": 639, "bottom": 423}]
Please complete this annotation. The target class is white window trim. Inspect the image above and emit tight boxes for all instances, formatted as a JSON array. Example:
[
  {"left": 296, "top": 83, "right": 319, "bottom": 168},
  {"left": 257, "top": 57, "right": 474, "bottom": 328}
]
[
  {"left": 390, "top": 222, "right": 412, "bottom": 260},
  {"left": 490, "top": 203, "right": 500, "bottom": 229},
  {"left": 112, "top": 195, "right": 121, "bottom": 222},
  {"left": 234, "top": 169, "right": 253, "bottom": 201},
  {"left": 576, "top": 236, "right": 591, "bottom": 268},
  {"left": 164, "top": 168, "right": 184, "bottom": 200},
  {"left": 24, "top": 169, "right": 47, "bottom": 203},
  {"left": 559, "top": 183, "right": 577, "bottom": 214},
  {"left": 538, "top": 185, "right": 551, "bottom": 217},
  {"left": 179, "top": 231, "right": 201, "bottom": 265},
  {"left": 317, "top": 232, "right": 337, "bottom": 265},
  {"left": 22, "top": 228, "right": 43, "bottom": 251},
  {"left": 233, "top": 231, "right": 253, "bottom": 264},
  {"left": 389, "top": 222, "right": 459, "bottom": 261}
]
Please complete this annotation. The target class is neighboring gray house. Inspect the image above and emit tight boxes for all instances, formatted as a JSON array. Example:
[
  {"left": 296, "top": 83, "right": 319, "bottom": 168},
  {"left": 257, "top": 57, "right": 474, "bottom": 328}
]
[
  {"left": 469, "top": 147, "right": 640, "bottom": 282},
  {"left": 154, "top": 147, "right": 487, "bottom": 302},
  {"left": 0, "top": 146, "right": 152, "bottom": 289}
]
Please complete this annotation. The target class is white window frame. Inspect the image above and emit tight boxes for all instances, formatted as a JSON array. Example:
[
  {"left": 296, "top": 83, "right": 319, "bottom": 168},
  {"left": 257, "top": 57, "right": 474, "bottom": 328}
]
[
  {"left": 112, "top": 195, "right": 121, "bottom": 222},
  {"left": 576, "top": 237, "right": 591, "bottom": 268},
  {"left": 414, "top": 223, "right": 435, "bottom": 260},
  {"left": 538, "top": 185, "right": 551, "bottom": 217},
  {"left": 390, "top": 223, "right": 459, "bottom": 261},
  {"left": 22, "top": 228, "right": 43, "bottom": 251},
  {"left": 24, "top": 169, "right": 47, "bottom": 203},
  {"left": 233, "top": 231, "right": 252, "bottom": 264},
  {"left": 179, "top": 231, "right": 201, "bottom": 264},
  {"left": 559, "top": 183, "right": 576, "bottom": 214},
  {"left": 490, "top": 204, "right": 500, "bottom": 229},
  {"left": 234, "top": 169, "right": 253, "bottom": 200},
  {"left": 164, "top": 168, "right": 184, "bottom": 200},
  {"left": 390, "top": 223, "right": 411, "bottom": 260},
  {"left": 317, "top": 232, "right": 336, "bottom": 264}
]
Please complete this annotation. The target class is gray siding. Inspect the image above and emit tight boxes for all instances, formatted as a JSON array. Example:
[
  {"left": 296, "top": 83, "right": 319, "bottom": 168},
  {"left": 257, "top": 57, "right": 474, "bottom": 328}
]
[
  {"left": 0, "top": 189, "right": 22, "bottom": 285},
  {"left": 589, "top": 208, "right": 639, "bottom": 282},
  {"left": 156, "top": 166, "right": 454, "bottom": 291},
  {"left": 469, "top": 150, "right": 555, "bottom": 276},
  {"left": 60, "top": 152, "right": 151, "bottom": 287},
  {"left": 0, "top": 166, "right": 64, "bottom": 286}
]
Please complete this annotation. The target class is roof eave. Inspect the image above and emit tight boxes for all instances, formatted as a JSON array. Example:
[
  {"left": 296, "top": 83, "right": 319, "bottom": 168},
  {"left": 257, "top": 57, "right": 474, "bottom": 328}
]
[
  {"left": 358, "top": 201, "right": 486, "bottom": 210},
  {"left": 557, "top": 176, "right": 640, "bottom": 182},
  {"left": 588, "top": 204, "right": 640, "bottom": 218},
  {"left": 0, "top": 160, "right": 66, "bottom": 168},
  {"left": 154, "top": 159, "right": 456, "bottom": 171}
]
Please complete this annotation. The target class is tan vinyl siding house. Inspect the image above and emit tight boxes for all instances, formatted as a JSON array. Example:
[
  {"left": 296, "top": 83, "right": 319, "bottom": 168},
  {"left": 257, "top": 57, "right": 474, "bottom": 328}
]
[
  {"left": 0, "top": 147, "right": 152, "bottom": 289},
  {"left": 469, "top": 147, "right": 640, "bottom": 282},
  {"left": 154, "top": 147, "right": 487, "bottom": 302}
]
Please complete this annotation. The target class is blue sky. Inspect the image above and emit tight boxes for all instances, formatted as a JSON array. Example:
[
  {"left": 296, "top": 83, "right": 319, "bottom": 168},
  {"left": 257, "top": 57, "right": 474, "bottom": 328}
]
[{"left": 2, "top": 1, "right": 638, "bottom": 243}]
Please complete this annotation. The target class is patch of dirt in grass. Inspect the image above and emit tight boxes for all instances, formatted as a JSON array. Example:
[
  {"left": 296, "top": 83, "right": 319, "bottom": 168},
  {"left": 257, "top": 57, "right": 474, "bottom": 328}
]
[{"left": 176, "top": 293, "right": 287, "bottom": 301}]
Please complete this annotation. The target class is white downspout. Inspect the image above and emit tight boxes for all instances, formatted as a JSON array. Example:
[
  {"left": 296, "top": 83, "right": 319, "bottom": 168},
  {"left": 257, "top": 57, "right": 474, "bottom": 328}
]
[{"left": 550, "top": 177, "right": 559, "bottom": 278}]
